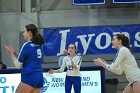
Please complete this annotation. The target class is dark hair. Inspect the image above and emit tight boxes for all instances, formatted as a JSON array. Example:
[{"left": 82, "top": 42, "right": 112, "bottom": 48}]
[
  {"left": 115, "top": 34, "right": 131, "bottom": 50},
  {"left": 74, "top": 44, "right": 77, "bottom": 51},
  {"left": 25, "top": 24, "right": 44, "bottom": 45},
  {"left": 2, "top": 64, "right": 7, "bottom": 69}
]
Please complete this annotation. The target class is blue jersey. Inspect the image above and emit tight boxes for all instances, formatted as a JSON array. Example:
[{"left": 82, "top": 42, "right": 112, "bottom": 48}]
[{"left": 18, "top": 41, "right": 43, "bottom": 74}]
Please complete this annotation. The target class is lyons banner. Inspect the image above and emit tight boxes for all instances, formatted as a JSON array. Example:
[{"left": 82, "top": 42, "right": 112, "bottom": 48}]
[
  {"left": 43, "top": 25, "right": 140, "bottom": 56},
  {"left": 73, "top": 0, "right": 105, "bottom": 5},
  {"left": 113, "top": 0, "right": 140, "bottom": 3}
]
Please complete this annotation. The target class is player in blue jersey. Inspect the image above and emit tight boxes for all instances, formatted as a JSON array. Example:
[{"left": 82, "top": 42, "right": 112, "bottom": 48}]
[
  {"left": 94, "top": 34, "right": 140, "bottom": 93},
  {"left": 5, "top": 24, "right": 44, "bottom": 93},
  {"left": 48, "top": 44, "right": 82, "bottom": 93}
]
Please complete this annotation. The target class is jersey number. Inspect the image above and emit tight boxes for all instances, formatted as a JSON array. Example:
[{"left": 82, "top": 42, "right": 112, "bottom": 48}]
[
  {"left": 37, "top": 49, "right": 42, "bottom": 58},
  {"left": 67, "top": 65, "right": 73, "bottom": 70}
]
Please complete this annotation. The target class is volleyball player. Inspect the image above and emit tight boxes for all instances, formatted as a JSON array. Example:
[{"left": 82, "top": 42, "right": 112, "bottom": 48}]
[
  {"left": 93, "top": 34, "right": 140, "bottom": 93},
  {"left": 48, "top": 44, "right": 82, "bottom": 93},
  {"left": 5, "top": 24, "right": 44, "bottom": 93}
]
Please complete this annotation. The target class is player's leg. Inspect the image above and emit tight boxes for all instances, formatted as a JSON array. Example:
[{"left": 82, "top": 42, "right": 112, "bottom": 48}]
[
  {"left": 16, "top": 82, "right": 33, "bottom": 93},
  {"left": 73, "top": 77, "right": 81, "bottom": 93},
  {"left": 30, "top": 88, "right": 42, "bottom": 93},
  {"left": 19, "top": 72, "right": 43, "bottom": 93},
  {"left": 133, "top": 81, "right": 140, "bottom": 93},
  {"left": 123, "top": 84, "right": 134, "bottom": 93},
  {"left": 65, "top": 76, "right": 72, "bottom": 93}
]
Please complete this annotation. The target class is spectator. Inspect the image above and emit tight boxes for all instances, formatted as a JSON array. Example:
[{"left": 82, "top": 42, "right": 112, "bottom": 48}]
[
  {"left": 0, "top": 62, "right": 7, "bottom": 69},
  {"left": 58, "top": 50, "right": 68, "bottom": 67}
]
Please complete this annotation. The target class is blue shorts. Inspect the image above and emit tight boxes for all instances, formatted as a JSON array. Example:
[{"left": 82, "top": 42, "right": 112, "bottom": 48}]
[
  {"left": 21, "top": 72, "right": 44, "bottom": 88},
  {"left": 65, "top": 75, "right": 81, "bottom": 93}
]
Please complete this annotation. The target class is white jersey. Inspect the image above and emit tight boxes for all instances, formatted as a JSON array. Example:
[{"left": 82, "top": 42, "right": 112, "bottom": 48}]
[
  {"left": 106, "top": 46, "right": 140, "bottom": 84},
  {"left": 59, "top": 54, "right": 82, "bottom": 76}
]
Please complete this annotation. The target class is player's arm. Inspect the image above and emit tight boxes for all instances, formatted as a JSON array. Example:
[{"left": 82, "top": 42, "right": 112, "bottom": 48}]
[
  {"left": 71, "top": 60, "right": 77, "bottom": 69},
  {"left": 106, "top": 63, "right": 123, "bottom": 75},
  {"left": 5, "top": 45, "right": 23, "bottom": 69},
  {"left": 11, "top": 55, "right": 23, "bottom": 69},
  {"left": 71, "top": 56, "right": 82, "bottom": 70},
  {"left": 94, "top": 48, "right": 126, "bottom": 75},
  {"left": 48, "top": 69, "right": 61, "bottom": 74},
  {"left": 48, "top": 57, "right": 66, "bottom": 74},
  {"left": 10, "top": 49, "right": 23, "bottom": 69},
  {"left": 105, "top": 48, "right": 126, "bottom": 75}
]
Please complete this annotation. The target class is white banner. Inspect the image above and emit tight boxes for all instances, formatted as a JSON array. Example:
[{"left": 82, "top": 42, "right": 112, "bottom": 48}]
[{"left": 0, "top": 71, "right": 102, "bottom": 93}]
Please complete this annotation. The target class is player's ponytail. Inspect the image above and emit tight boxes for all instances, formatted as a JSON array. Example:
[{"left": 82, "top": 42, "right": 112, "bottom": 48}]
[
  {"left": 32, "top": 33, "right": 44, "bottom": 45},
  {"left": 25, "top": 24, "right": 44, "bottom": 45}
]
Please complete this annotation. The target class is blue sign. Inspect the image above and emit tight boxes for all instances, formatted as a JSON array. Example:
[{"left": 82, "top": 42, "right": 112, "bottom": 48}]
[
  {"left": 73, "top": 0, "right": 105, "bottom": 5},
  {"left": 43, "top": 25, "right": 140, "bottom": 56},
  {"left": 113, "top": 0, "right": 140, "bottom": 3}
]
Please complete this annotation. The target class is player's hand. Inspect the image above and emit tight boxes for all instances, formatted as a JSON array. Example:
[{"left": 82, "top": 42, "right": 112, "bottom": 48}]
[
  {"left": 48, "top": 69, "right": 54, "bottom": 74},
  {"left": 5, "top": 45, "right": 14, "bottom": 55},
  {"left": 101, "top": 59, "right": 107, "bottom": 64},
  {"left": 93, "top": 58, "right": 107, "bottom": 67}
]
